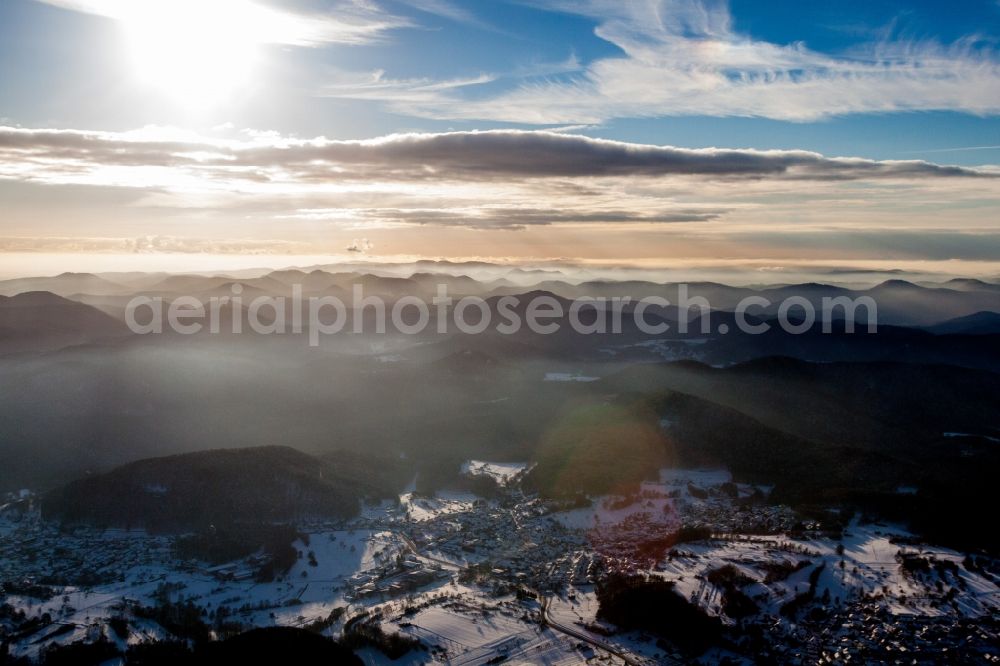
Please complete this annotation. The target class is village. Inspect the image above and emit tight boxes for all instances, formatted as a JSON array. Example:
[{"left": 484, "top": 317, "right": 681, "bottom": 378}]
[{"left": 1, "top": 462, "right": 998, "bottom": 664}]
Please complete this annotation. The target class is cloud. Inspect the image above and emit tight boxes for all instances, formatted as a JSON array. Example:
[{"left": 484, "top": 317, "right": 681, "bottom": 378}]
[
  {"left": 286, "top": 206, "right": 726, "bottom": 230},
  {"left": 3, "top": 229, "right": 997, "bottom": 263},
  {"left": 0, "top": 126, "right": 991, "bottom": 186},
  {"left": 346, "top": 237, "right": 375, "bottom": 252},
  {"left": 0, "top": 235, "right": 307, "bottom": 254},
  {"left": 902, "top": 145, "right": 1000, "bottom": 154},
  {"left": 323, "top": 0, "right": 1000, "bottom": 122},
  {"left": 393, "top": 0, "right": 494, "bottom": 30},
  {"left": 34, "top": 0, "right": 412, "bottom": 46},
  {"left": 320, "top": 69, "right": 497, "bottom": 105},
  {"left": 320, "top": 54, "right": 583, "bottom": 105},
  {"left": 727, "top": 229, "right": 1000, "bottom": 262},
  {"left": 0, "top": 126, "right": 995, "bottom": 239}
]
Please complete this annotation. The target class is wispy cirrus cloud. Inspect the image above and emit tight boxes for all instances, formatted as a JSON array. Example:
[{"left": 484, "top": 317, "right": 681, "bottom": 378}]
[
  {"left": 393, "top": 0, "right": 495, "bottom": 30},
  {"left": 321, "top": 53, "right": 583, "bottom": 106},
  {"left": 324, "top": 0, "right": 1000, "bottom": 123},
  {"left": 320, "top": 69, "right": 497, "bottom": 105},
  {"left": 35, "top": 0, "right": 412, "bottom": 45},
  {"left": 902, "top": 145, "right": 1000, "bottom": 154}
]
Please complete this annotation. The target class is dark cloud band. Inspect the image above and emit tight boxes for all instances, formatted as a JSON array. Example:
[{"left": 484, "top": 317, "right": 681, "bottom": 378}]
[{"left": 0, "top": 127, "right": 992, "bottom": 183}]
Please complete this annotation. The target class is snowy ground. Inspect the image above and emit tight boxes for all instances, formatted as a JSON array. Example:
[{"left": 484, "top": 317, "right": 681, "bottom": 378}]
[
  {"left": 547, "top": 587, "right": 674, "bottom": 664},
  {"left": 460, "top": 460, "right": 530, "bottom": 486},
  {"left": 376, "top": 591, "right": 620, "bottom": 665},
  {"left": 4, "top": 528, "right": 409, "bottom": 661},
  {"left": 3, "top": 466, "right": 997, "bottom": 664},
  {"left": 551, "top": 494, "right": 678, "bottom": 531},
  {"left": 655, "top": 520, "right": 999, "bottom": 621},
  {"left": 550, "top": 467, "right": 757, "bottom": 531},
  {"left": 399, "top": 490, "right": 478, "bottom": 522}
]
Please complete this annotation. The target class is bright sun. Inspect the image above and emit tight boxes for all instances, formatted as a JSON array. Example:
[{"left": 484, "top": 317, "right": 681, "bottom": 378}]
[{"left": 119, "top": 0, "right": 267, "bottom": 106}]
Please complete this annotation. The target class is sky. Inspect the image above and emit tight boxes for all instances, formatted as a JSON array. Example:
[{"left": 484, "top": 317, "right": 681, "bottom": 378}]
[{"left": 0, "top": 0, "right": 999, "bottom": 281}]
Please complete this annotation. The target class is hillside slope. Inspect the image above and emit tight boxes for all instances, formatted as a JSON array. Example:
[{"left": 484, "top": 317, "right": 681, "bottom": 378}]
[
  {"left": 43, "top": 446, "right": 403, "bottom": 530},
  {"left": 0, "top": 291, "right": 129, "bottom": 353}
]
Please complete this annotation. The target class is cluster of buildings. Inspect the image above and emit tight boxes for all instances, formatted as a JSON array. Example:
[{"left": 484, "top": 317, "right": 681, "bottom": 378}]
[
  {"left": 744, "top": 601, "right": 1000, "bottom": 664},
  {"left": 346, "top": 554, "right": 449, "bottom": 602},
  {"left": 1, "top": 468, "right": 998, "bottom": 663},
  {"left": 0, "top": 499, "right": 172, "bottom": 589}
]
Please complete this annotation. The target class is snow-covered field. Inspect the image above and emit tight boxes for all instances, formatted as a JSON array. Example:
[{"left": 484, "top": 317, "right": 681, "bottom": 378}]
[
  {"left": 550, "top": 467, "right": 756, "bottom": 531},
  {"left": 461, "top": 460, "right": 530, "bottom": 486},
  {"left": 547, "top": 588, "right": 671, "bottom": 664},
  {"left": 290, "top": 529, "right": 402, "bottom": 580},
  {"left": 552, "top": 493, "right": 678, "bottom": 531},
  {"left": 380, "top": 594, "right": 612, "bottom": 665},
  {"left": 657, "top": 521, "right": 999, "bottom": 621},
  {"left": 399, "top": 489, "right": 478, "bottom": 522},
  {"left": 396, "top": 605, "right": 527, "bottom": 650},
  {"left": 4, "top": 528, "right": 409, "bottom": 661}
]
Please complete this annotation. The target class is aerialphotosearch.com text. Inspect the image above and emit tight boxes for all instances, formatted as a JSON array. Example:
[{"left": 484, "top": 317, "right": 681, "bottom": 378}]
[{"left": 125, "top": 283, "right": 878, "bottom": 347}]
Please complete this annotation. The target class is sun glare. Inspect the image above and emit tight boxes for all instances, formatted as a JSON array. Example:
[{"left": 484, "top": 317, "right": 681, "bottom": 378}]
[{"left": 119, "top": 0, "right": 266, "bottom": 107}]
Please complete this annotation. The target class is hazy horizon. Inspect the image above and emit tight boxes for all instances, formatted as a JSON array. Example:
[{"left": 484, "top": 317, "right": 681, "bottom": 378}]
[{"left": 2, "top": 252, "right": 998, "bottom": 287}]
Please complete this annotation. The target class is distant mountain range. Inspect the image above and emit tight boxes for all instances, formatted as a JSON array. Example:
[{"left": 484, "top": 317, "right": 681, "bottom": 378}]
[
  {"left": 0, "top": 269, "right": 996, "bottom": 358},
  {"left": 1, "top": 269, "right": 997, "bottom": 325}
]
